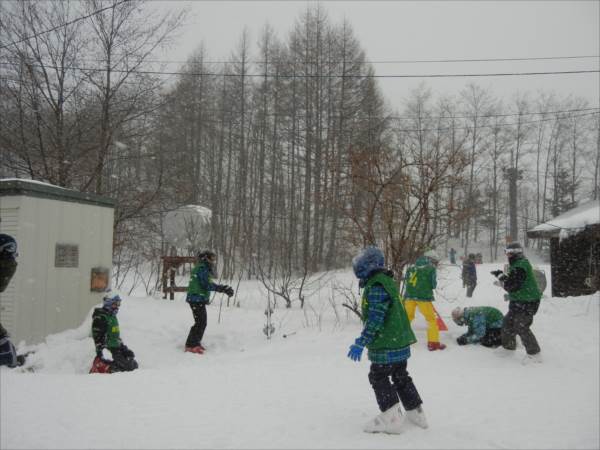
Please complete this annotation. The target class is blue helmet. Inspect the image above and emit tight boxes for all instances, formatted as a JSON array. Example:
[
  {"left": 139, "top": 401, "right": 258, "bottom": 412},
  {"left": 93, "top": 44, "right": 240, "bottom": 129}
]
[
  {"left": 352, "top": 246, "right": 385, "bottom": 280},
  {"left": 102, "top": 293, "right": 122, "bottom": 314},
  {"left": 0, "top": 234, "right": 17, "bottom": 260}
]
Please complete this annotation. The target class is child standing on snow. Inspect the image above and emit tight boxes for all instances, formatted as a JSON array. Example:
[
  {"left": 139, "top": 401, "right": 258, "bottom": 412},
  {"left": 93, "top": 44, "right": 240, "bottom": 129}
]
[
  {"left": 461, "top": 254, "right": 478, "bottom": 298},
  {"left": 403, "top": 255, "right": 446, "bottom": 351},
  {"left": 185, "top": 250, "right": 234, "bottom": 354},
  {"left": 90, "top": 293, "right": 138, "bottom": 373},
  {"left": 347, "top": 246, "right": 428, "bottom": 434}
]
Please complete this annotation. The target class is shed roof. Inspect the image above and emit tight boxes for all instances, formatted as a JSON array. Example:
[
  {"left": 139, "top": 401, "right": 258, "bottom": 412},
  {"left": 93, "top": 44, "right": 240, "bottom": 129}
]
[
  {"left": 527, "top": 200, "right": 600, "bottom": 238},
  {"left": 0, "top": 178, "right": 115, "bottom": 208}
]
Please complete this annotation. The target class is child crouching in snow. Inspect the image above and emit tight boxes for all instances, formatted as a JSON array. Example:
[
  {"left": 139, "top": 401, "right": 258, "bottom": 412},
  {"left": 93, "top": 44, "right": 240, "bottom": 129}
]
[
  {"left": 90, "top": 293, "right": 138, "bottom": 373},
  {"left": 347, "top": 246, "right": 428, "bottom": 434}
]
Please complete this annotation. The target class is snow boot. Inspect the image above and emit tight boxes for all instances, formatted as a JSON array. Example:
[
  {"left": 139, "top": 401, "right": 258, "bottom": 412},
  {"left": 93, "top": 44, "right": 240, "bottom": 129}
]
[
  {"left": 522, "top": 352, "right": 543, "bottom": 365},
  {"left": 427, "top": 342, "right": 446, "bottom": 351},
  {"left": 89, "top": 356, "right": 111, "bottom": 374},
  {"left": 185, "top": 346, "right": 204, "bottom": 354},
  {"left": 406, "top": 405, "right": 429, "bottom": 429},
  {"left": 363, "top": 404, "right": 406, "bottom": 434}
]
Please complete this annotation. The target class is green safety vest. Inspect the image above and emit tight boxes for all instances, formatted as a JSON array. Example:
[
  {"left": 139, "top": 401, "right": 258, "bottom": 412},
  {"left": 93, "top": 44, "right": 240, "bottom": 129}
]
[
  {"left": 404, "top": 258, "right": 436, "bottom": 301},
  {"left": 465, "top": 306, "right": 504, "bottom": 327},
  {"left": 507, "top": 258, "right": 542, "bottom": 302},
  {"left": 362, "top": 272, "right": 417, "bottom": 350}
]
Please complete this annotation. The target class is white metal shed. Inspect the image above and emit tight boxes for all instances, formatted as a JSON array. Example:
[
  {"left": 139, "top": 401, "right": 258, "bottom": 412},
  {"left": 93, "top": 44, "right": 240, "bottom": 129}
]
[{"left": 0, "top": 179, "right": 115, "bottom": 345}]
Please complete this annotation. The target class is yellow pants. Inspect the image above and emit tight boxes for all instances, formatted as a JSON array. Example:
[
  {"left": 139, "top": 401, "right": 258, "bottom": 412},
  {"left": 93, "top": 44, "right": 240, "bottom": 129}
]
[{"left": 404, "top": 300, "right": 440, "bottom": 343}]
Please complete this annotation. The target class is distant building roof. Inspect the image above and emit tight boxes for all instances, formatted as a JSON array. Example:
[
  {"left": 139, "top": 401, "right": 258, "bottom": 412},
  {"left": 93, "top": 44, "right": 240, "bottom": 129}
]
[
  {"left": 0, "top": 178, "right": 115, "bottom": 208},
  {"left": 527, "top": 200, "right": 600, "bottom": 238}
]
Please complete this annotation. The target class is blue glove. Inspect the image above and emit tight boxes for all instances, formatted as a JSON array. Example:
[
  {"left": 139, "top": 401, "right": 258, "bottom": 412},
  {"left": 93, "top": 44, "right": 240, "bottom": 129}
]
[{"left": 347, "top": 344, "right": 364, "bottom": 362}]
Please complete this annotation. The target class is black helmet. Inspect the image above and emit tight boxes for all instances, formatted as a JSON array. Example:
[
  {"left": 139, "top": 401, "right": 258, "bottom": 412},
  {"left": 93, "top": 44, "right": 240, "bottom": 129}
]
[
  {"left": 0, "top": 234, "right": 17, "bottom": 260},
  {"left": 197, "top": 250, "right": 217, "bottom": 262}
]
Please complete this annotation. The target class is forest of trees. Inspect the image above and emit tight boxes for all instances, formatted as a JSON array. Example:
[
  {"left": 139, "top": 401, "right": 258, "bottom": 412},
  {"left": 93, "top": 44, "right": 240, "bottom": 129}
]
[{"left": 1, "top": 1, "right": 599, "bottom": 287}]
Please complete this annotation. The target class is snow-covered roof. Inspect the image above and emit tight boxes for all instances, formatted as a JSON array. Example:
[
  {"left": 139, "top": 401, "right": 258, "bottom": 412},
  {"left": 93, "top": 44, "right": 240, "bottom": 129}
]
[
  {"left": 528, "top": 200, "right": 600, "bottom": 238},
  {"left": 0, "top": 178, "right": 115, "bottom": 208}
]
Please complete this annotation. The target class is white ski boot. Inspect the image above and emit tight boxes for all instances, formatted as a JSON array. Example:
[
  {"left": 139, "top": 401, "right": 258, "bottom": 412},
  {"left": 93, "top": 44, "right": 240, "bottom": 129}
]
[
  {"left": 522, "top": 352, "right": 543, "bottom": 365},
  {"left": 363, "top": 404, "right": 406, "bottom": 434},
  {"left": 406, "top": 405, "right": 429, "bottom": 429}
]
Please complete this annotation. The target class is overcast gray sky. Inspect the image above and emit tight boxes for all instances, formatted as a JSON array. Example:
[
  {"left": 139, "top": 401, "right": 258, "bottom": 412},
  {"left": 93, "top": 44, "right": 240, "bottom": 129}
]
[{"left": 156, "top": 0, "right": 600, "bottom": 111}]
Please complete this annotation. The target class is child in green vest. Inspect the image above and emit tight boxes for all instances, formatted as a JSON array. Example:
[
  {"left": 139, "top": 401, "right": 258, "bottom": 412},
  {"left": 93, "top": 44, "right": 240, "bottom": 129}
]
[
  {"left": 90, "top": 293, "right": 138, "bottom": 373},
  {"left": 347, "top": 246, "right": 428, "bottom": 434},
  {"left": 403, "top": 255, "right": 446, "bottom": 351}
]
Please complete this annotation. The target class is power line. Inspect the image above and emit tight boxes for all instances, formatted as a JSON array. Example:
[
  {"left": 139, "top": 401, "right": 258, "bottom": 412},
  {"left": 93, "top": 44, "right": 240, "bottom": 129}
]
[
  {"left": 2, "top": 75, "right": 596, "bottom": 125},
  {"left": 0, "top": 0, "right": 130, "bottom": 50},
  {"left": 44, "top": 54, "right": 600, "bottom": 66},
  {"left": 389, "top": 111, "right": 599, "bottom": 133},
  {"left": 0, "top": 61, "right": 597, "bottom": 79},
  {"left": 389, "top": 107, "right": 600, "bottom": 121}
]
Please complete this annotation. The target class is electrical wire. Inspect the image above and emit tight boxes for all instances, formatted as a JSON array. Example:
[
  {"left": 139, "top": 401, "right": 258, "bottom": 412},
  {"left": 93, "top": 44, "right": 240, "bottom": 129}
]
[
  {"left": 0, "top": 0, "right": 131, "bottom": 50},
  {"left": 0, "top": 61, "right": 597, "bottom": 79}
]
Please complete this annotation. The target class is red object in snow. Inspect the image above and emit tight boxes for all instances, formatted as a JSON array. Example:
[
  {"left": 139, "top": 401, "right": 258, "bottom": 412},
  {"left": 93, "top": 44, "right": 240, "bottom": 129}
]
[
  {"left": 433, "top": 305, "right": 448, "bottom": 331},
  {"left": 185, "top": 346, "right": 204, "bottom": 354},
  {"left": 89, "top": 356, "right": 111, "bottom": 374}
]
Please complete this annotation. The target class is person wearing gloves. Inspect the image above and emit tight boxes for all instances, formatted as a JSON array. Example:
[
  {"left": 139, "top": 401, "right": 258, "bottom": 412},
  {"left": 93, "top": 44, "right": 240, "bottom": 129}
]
[
  {"left": 403, "top": 255, "right": 446, "bottom": 351},
  {"left": 185, "top": 250, "right": 234, "bottom": 354},
  {"left": 490, "top": 242, "right": 542, "bottom": 362},
  {"left": 451, "top": 306, "right": 503, "bottom": 347},
  {"left": 90, "top": 293, "right": 138, "bottom": 373},
  {"left": 347, "top": 246, "right": 428, "bottom": 434}
]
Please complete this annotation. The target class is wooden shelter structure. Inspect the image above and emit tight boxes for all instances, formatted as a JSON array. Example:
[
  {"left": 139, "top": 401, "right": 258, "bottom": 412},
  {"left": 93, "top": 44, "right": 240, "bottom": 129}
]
[
  {"left": 161, "top": 256, "right": 196, "bottom": 300},
  {"left": 527, "top": 200, "right": 600, "bottom": 297}
]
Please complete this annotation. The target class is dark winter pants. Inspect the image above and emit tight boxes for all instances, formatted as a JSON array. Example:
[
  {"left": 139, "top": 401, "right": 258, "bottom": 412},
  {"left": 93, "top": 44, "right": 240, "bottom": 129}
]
[
  {"left": 368, "top": 361, "right": 422, "bottom": 413},
  {"left": 480, "top": 328, "right": 502, "bottom": 347},
  {"left": 465, "top": 283, "right": 476, "bottom": 298},
  {"left": 502, "top": 301, "right": 541, "bottom": 355},
  {"left": 186, "top": 302, "right": 207, "bottom": 347}
]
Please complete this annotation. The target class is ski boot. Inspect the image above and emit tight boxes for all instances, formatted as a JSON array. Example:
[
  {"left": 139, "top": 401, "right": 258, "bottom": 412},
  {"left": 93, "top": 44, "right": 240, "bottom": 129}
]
[{"left": 363, "top": 404, "right": 405, "bottom": 434}]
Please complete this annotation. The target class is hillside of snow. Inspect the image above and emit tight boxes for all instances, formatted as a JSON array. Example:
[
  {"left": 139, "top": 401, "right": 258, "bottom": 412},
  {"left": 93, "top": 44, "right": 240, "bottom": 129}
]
[{"left": 1, "top": 263, "right": 599, "bottom": 449}]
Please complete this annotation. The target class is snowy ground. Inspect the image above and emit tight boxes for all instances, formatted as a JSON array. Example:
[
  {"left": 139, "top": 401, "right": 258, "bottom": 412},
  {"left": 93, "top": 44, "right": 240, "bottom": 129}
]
[{"left": 1, "top": 262, "right": 599, "bottom": 449}]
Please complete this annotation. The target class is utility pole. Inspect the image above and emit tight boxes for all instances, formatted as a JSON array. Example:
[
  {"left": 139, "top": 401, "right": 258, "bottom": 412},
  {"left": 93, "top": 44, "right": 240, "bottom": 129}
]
[{"left": 503, "top": 167, "right": 523, "bottom": 243}]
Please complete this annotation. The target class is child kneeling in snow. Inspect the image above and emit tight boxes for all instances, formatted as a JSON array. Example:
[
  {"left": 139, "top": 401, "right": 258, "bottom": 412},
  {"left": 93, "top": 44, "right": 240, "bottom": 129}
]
[
  {"left": 347, "top": 246, "right": 428, "bottom": 434},
  {"left": 90, "top": 293, "right": 138, "bottom": 373}
]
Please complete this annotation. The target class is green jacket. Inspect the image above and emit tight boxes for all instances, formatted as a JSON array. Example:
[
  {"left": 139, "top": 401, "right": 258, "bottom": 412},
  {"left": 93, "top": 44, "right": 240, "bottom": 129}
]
[
  {"left": 362, "top": 272, "right": 417, "bottom": 351},
  {"left": 91, "top": 308, "right": 121, "bottom": 350},
  {"left": 507, "top": 257, "right": 542, "bottom": 302},
  {"left": 460, "top": 306, "right": 504, "bottom": 344},
  {"left": 404, "top": 256, "right": 437, "bottom": 301}
]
